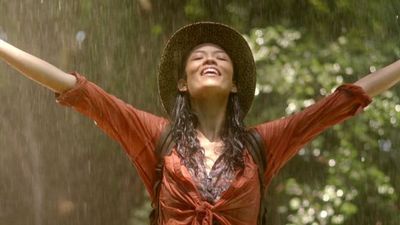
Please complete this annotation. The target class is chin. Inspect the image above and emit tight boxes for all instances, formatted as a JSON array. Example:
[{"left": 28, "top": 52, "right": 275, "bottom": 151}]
[{"left": 189, "top": 86, "right": 231, "bottom": 99}]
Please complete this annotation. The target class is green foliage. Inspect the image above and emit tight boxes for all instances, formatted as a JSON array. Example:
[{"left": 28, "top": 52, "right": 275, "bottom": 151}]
[{"left": 246, "top": 24, "right": 400, "bottom": 224}]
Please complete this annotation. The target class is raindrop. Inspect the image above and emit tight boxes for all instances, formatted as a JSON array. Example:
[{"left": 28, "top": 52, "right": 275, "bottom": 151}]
[
  {"left": 75, "top": 31, "right": 86, "bottom": 49},
  {"left": 328, "top": 159, "right": 336, "bottom": 167},
  {"left": 0, "top": 27, "right": 7, "bottom": 41},
  {"left": 369, "top": 66, "right": 376, "bottom": 73}
]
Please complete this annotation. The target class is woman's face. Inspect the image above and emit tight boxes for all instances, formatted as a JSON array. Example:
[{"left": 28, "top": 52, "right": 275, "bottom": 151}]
[{"left": 179, "top": 43, "right": 236, "bottom": 99}]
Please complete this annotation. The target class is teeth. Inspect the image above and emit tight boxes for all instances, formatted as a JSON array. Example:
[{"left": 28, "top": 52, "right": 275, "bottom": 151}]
[
  {"left": 202, "top": 67, "right": 219, "bottom": 75},
  {"left": 205, "top": 69, "right": 216, "bottom": 73}
]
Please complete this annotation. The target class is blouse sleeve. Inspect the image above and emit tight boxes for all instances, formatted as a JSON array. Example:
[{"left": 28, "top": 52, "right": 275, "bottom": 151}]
[
  {"left": 56, "top": 72, "right": 169, "bottom": 197},
  {"left": 254, "top": 84, "right": 372, "bottom": 186}
]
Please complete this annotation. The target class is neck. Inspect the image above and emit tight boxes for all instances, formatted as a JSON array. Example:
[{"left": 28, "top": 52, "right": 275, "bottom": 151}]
[{"left": 190, "top": 95, "right": 229, "bottom": 142}]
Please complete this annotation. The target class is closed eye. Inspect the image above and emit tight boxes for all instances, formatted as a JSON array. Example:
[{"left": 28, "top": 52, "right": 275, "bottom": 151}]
[
  {"left": 190, "top": 55, "right": 204, "bottom": 61},
  {"left": 216, "top": 53, "right": 229, "bottom": 61}
]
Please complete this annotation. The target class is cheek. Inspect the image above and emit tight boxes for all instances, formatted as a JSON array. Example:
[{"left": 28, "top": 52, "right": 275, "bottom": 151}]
[
  {"left": 184, "top": 62, "right": 198, "bottom": 78},
  {"left": 225, "top": 65, "right": 234, "bottom": 81},
  {"left": 222, "top": 61, "right": 234, "bottom": 77}
]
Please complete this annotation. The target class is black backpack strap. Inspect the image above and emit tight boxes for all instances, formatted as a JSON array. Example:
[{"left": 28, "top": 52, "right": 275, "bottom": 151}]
[
  {"left": 155, "top": 124, "right": 175, "bottom": 160},
  {"left": 244, "top": 128, "right": 268, "bottom": 225},
  {"left": 149, "top": 124, "right": 175, "bottom": 225}
]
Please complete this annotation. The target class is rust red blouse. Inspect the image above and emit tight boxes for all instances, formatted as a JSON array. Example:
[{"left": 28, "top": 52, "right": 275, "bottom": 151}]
[{"left": 56, "top": 72, "right": 372, "bottom": 225}]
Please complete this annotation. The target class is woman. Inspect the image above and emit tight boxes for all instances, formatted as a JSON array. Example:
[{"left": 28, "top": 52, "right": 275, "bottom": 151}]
[{"left": 0, "top": 22, "right": 399, "bottom": 225}]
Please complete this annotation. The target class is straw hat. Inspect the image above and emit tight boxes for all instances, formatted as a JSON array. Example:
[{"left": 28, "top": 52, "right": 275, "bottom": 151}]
[{"left": 158, "top": 22, "right": 256, "bottom": 116}]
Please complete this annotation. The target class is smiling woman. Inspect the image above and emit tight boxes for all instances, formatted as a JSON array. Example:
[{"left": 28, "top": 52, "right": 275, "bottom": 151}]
[
  {"left": 180, "top": 44, "right": 236, "bottom": 116},
  {"left": 0, "top": 21, "right": 400, "bottom": 225}
]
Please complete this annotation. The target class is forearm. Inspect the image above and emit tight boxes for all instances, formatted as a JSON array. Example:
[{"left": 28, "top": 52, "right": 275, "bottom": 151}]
[
  {"left": 0, "top": 39, "right": 76, "bottom": 93},
  {"left": 354, "top": 60, "right": 400, "bottom": 97}
]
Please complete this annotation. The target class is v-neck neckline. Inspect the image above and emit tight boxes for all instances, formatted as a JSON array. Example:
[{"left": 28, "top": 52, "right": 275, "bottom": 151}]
[
  {"left": 196, "top": 129, "right": 225, "bottom": 176},
  {"left": 168, "top": 149, "right": 256, "bottom": 204}
]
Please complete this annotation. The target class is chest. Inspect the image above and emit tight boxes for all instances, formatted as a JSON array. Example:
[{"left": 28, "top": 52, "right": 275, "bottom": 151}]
[
  {"left": 160, "top": 149, "right": 261, "bottom": 216},
  {"left": 197, "top": 136, "right": 224, "bottom": 175}
]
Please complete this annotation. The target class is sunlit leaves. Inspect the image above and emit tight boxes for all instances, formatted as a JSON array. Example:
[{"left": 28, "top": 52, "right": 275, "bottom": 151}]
[{"left": 246, "top": 25, "right": 400, "bottom": 224}]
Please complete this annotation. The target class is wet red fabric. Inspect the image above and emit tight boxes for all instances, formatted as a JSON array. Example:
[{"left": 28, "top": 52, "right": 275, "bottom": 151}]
[{"left": 56, "top": 72, "right": 372, "bottom": 225}]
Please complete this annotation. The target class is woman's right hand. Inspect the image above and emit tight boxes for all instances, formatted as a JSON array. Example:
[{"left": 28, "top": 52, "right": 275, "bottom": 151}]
[{"left": 0, "top": 39, "right": 76, "bottom": 93}]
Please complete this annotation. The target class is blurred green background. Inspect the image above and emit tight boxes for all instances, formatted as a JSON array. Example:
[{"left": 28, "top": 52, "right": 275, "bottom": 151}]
[{"left": 0, "top": 0, "right": 399, "bottom": 224}]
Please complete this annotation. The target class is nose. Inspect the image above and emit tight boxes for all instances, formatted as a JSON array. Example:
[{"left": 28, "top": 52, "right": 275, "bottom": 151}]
[{"left": 202, "top": 56, "right": 217, "bottom": 65}]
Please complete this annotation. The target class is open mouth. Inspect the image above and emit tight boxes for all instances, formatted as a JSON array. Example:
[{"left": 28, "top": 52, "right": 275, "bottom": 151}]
[{"left": 201, "top": 67, "right": 221, "bottom": 76}]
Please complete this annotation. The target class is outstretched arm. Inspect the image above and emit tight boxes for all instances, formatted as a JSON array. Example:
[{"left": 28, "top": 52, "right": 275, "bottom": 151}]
[
  {"left": 354, "top": 59, "right": 400, "bottom": 97},
  {"left": 0, "top": 39, "right": 76, "bottom": 93}
]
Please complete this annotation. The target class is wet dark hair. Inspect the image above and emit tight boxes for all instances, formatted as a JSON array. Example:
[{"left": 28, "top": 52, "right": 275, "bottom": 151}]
[{"left": 170, "top": 91, "right": 246, "bottom": 175}]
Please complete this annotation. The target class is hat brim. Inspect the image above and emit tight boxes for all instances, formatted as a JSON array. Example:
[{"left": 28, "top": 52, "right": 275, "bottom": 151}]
[{"left": 158, "top": 22, "right": 256, "bottom": 117}]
